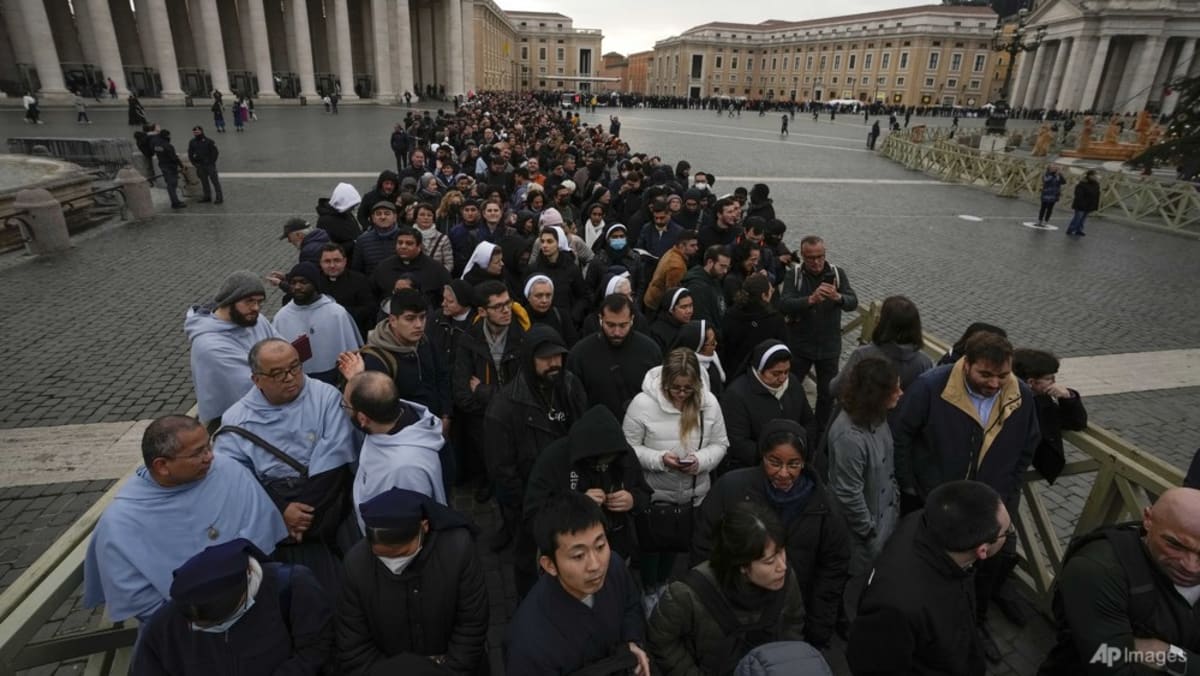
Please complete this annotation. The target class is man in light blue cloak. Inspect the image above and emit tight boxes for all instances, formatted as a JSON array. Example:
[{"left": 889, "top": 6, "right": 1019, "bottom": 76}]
[
  {"left": 184, "top": 270, "right": 279, "bottom": 431},
  {"left": 342, "top": 372, "right": 447, "bottom": 533},
  {"left": 83, "top": 415, "right": 287, "bottom": 624},
  {"left": 271, "top": 262, "right": 362, "bottom": 385},
  {"left": 213, "top": 338, "right": 358, "bottom": 598}
]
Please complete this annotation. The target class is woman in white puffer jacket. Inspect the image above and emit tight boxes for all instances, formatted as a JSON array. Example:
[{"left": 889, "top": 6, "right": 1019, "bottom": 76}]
[{"left": 623, "top": 347, "right": 729, "bottom": 611}]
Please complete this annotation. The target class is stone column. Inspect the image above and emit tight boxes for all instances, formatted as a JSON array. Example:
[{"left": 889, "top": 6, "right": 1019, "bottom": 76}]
[
  {"left": 186, "top": 0, "right": 207, "bottom": 68},
  {"left": 1042, "top": 39, "right": 1072, "bottom": 111},
  {"left": 18, "top": 0, "right": 69, "bottom": 95},
  {"left": 1058, "top": 35, "right": 1096, "bottom": 112},
  {"left": 1163, "top": 38, "right": 1197, "bottom": 115},
  {"left": 1125, "top": 35, "right": 1165, "bottom": 113},
  {"left": 245, "top": 0, "right": 278, "bottom": 98},
  {"left": 3, "top": 1, "right": 33, "bottom": 65},
  {"left": 1020, "top": 43, "right": 1050, "bottom": 109},
  {"left": 1078, "top": 35, "right": 1111, "bottom": 112},
  {"left": 290, "top": 0, "right": 318, "bottom": 97},
  {"left": 145, "top": 0, "right": 184, "bottom": 97},
  {"left": 394, "top": 0, "right": 415, "bottom": 100},
  {"left": 370, "top": 0, "right": 393, "bottom": 99},
  {"left": 79, "top": 0, "right": 129, "bottom": 94},
  {"left": 133, "top": 0, "right": 158, "bottom": 70},
  {"left": 333, "top": 0, "right": 357, "bottom": 98},
  {"left": 44, "top": 0, "right": 84, "bottom": 65},
  {"left": 461, "top": 0, "right": 475, "bottom": 93},
  {"left": 196, "top": 0, "right": 229, "bottom": 94}
]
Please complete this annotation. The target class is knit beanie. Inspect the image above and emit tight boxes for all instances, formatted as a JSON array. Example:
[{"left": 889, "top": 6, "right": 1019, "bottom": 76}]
[{"left": 214, "top": 270, "right": 265, "bottom": 307}]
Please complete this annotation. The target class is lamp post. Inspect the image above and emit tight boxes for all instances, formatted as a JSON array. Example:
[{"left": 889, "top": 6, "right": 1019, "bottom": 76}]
[{"left": 988, "top": 7, "right": 1046, "bottom": 134}]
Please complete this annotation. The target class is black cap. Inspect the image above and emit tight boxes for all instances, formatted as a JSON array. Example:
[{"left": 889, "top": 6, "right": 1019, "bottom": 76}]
[
  {"left": 279, "top": 218, "right": 308, "bottom": 240},
  {"left": 533, "top": 341, "right": 569, "bottom": 359},
  {"left": 371, "top": 200, "right": 397, "bottom": 213}
]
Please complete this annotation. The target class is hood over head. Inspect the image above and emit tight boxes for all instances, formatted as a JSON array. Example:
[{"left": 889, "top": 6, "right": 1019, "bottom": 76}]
[
  {"left": 567, "top": 405, "right": 634, "bottom": 462},
  {"left": 375, "top": 170, "right": 401, "bottom": 195},
  {"left": 329, "top": 182, "right": 362, "bottom": 212}
]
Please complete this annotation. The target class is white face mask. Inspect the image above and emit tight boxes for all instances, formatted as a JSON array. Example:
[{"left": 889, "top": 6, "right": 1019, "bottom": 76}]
[{"left": 377, "top": 548, "right": 422, "bottom": 575}]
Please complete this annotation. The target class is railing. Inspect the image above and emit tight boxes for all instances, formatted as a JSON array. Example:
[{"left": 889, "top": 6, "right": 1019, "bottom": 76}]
[
  {"left": 878, "top": 130, "right": 1200, "bottom": 234},
  {"left": 0, "top": 304, "right": 1184, "bottom": 672},
  {"left": 850, "top": 301, "right": 1185, "bottom": 612}
]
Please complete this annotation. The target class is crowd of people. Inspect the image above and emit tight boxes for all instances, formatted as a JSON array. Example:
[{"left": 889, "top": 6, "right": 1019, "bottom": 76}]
[{"left": 79, "top": 91, "right": 1200, "bottom": 676}]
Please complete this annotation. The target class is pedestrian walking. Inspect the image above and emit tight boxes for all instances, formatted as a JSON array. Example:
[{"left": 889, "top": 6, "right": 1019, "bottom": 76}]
[
  {"left": 232, "top": 98, "right": 245, "bottom": 132},
  {"left": 868, "top": 121, "right": 881, "bottom": 150},
  {"left": 1037, "top": 164, "right": 1067, "bottom": 226},
  {"left": 813, "top": 108, "right": 820, "bottom": 122},
  {"left": 330, "top": 93, "right": 339, "bottom": 115},
  {"left": 128, "top": 94, "right": 147, "bottom": 126},
  {"left": 22, "top": 92, "right": 42, "bottom": 124},
  {"left": 1066, "top": 169, "right": 1100, "bottom": 236},
  {"left": 74, "top": 92, "right": 92, "bottom": 124},
  {"left": 780, "top": 114, "right": 789, "bottom": 136},
  {"left": 211, "top": 100, "right": 226, "bottom": 132},
  {"left": 188, "top": 126, "right": 223, "bottom": 205},
  {"left": 108, "top": 77, "right": 117, "bottom": 99},
  {"left": 153, "top": 129, "right": 186, "bottom": 209}
]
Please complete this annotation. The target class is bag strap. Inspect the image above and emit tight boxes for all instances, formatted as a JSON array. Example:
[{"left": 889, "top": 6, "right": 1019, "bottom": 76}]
[
  {"left": 681, "top": 568, "right": 789, "bottom": 637},
  {"left": 359, "top": 345, "right": 399, "bottom": 381},
  {"left": 213, "top": 426, "right": 309, "bottom": 478}
]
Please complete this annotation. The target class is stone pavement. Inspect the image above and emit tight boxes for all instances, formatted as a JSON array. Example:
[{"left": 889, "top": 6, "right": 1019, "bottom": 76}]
[{"left": 1, "top": 103, "right": 1198, "bottom": 674}]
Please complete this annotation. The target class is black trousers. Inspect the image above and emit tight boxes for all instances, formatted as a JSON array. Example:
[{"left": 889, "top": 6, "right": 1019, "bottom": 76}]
[
  {"left": 196, "top": 163, "right": 222, "bottom": 200},
  {"left": 161, "top": 166, "right": 182, "bottom": 206},
  {"left": 1038, "top": 200, "right": 1056, "bottom": 223},
  {"left": 791, "top": 354, "right": 839, "bottom": 430}
]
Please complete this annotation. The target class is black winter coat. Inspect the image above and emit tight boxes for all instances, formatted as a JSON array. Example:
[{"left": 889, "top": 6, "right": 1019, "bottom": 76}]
[
  {"left": 528, "top": 306, "right": 579, "bottom": 347},
  {"left": 134, "top": 562, "right": 333, "bottom": 676},
  {"left": 369, "top": 253, "right": 452, "bottom": 309},
  {"left": 648, "top": 314, "right": 686, "bottom": 353},
  {"left": 847, "top": 512, "right": 984, "bottom": 676},
  {"left": 315, "top": 199, "right": 362, "bottom": 258},
  {"left": 1071, "top": 178, "right": 1101, "bottom": 212},
  {"left": 1030, "top": 390, "right": 1087, "bottom": 484},
  {"left": 349, "top": 227, "right": 399, "bottom": 277},
  {"left": 720, "top": 303, "right": 788, "bottom": 373},
  {"left": 452, "top": 321, "right": 525, "bottom": 416},
  {"left": 566, "top": 331, "right": 662, "bottom": 420},
  {"left": 336, "top": 528, "right": 489, "bottom": 675},
  {"left": 357, "top": 170, "right": 401, "bottom": 228},
  {"left": 778, "top": 262, "right": 858, "bottom": 360},
  {"left": 718, "top": 372, "right": 815, "bottom": 474},
  {"left": 693, "top": 468, "right": 850, "bottom": 647},
  {"left": 361, "top": 329, "right": 452, "bottom": 417},
  {"left": 320, "top": 271, "right": 376, "bottom": 338},
  {"left": 529, "top": 251, "right": 590, "bottom": 326}
]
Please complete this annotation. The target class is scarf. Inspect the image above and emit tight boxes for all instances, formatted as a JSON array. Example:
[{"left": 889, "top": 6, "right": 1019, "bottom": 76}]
[
  {"left": 698, "top": 352, "right": 726, "bottom": 385},
  {"left": 764, "top": 472, "right": 815, "bottom": 524},
  {"left": 752, "top": 367, "right": 789, "bottom": 400},
  {"left": 367, "top": 319, "right": 418, "bottom": 354}
]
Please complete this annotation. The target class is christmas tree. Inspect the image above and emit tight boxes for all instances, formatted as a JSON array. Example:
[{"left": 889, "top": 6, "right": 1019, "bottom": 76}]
[{"left": 1131, "top": 74, "right": 1200, "bottom": 172}]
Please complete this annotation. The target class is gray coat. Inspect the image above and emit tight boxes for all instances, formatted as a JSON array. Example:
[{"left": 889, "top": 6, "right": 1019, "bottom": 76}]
[{"left": 826, "top": 410, "right": 900, "bottom": 575}]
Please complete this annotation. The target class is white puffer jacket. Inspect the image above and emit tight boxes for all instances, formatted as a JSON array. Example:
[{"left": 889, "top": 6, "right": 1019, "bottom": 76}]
[{"left": 622, "top": 366, "right": 729, "bottom": 506}]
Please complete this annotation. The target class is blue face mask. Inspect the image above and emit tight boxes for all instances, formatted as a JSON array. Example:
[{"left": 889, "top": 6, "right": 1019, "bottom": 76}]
[{"left": 609, "top": 238, "right": 627, "bottom": 251}]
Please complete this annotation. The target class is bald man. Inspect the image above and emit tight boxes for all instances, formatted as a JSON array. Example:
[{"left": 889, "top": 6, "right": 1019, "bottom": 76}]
[
  {"left": 343, "top": 372, "right": 448, "bottom": 533},
  {"left": 1041, "top": 487, "right": 1200, "bottom": 675}
]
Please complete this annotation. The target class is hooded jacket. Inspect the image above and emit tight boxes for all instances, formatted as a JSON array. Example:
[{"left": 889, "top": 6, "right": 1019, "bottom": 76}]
[
  {"left": 693, "top": 428, "right": 850, "bottom": 648},
  {"left": 622, "top": 366, "right": 729, "bottom": 506},
  {"left": 484, "top": 326, "right": 588, "bottom": 507},
  {"left": 361, "top": 321, "right": 451, "bottom": 417},
  {"left": 356, "top": 170, "right": 401, "bottom": 229},
  {"left": 184, "top": 306, "right": 279, "bottom": 423},
  {"left": 746, "top": 184, "right": 776, "bottom": 222},
  {"left": 681, "top": 265, "right": 727, "bottom": 327},
  {"left": 524, "top": 405, "right": 651, "bottom": 560},
  {"left": 892, "top": 361, "right": 1040, "bottom": 505},
  {"left": 316, "top": 183, "right": 363, "bottom": 257},
  {"left": 351, "top": 400, "right": 447, "bottom": 531}
]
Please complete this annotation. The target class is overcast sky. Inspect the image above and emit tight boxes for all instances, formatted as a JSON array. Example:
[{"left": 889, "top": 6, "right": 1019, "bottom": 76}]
[{"left": 507, "top": 0, "right": 942, "bottom": 56}]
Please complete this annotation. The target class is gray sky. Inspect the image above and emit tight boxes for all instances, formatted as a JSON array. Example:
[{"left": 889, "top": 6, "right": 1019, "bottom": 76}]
[{"left": 507, "top": 0, "right": 939, "bottom": 56}]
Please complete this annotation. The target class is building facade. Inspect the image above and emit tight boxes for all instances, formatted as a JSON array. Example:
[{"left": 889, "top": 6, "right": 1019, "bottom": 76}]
[
  {"left": 506, "top": 10, "right": 606, "bottom": 93},
  {"left": 0, "top": 0, "right": 594, "bottom": 102},
  {"left": 627, "top": 50, "right": 653, "bottom": 95},
  {"left": 1009, "top": 0, "right": 1200, "bottom": 114},
  {"left": 600, "top": 52, "right": 629, "bottom": 92},
  {"left": 647, "top": 4, "right": 1004, "bottom": 106}
]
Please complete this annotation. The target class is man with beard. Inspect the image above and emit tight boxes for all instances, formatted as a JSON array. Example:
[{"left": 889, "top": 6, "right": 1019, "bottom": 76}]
[
  {"left": 697, "top": 198, "right": 743, "bottom": 254},
  {"left": 350, "top": 201, "right": 400, "bottom": 277},
  {"left": 356, "top": 170, "right": 401, "bottom": 228},
  {"left": 454, "top": 281, "right": 526, "bottom": 501},
  {"left": 484, "top": 326, "right": 587, "bottom": 563},
  {"left": 369, "top": 226, "right": 451, "bottom": 310},
  {"left": 636, "top": 198, "right": 683, "bottom": 258},
  {"left": 892, "top": 331, "right": 1039, "bottom": 662},
  {"left": 317, "top": 244, "right": 375, "bottom": 339},
  {"left": 272, "top": 262, "right": 362, "bottom": 385},
  {"left": 214, "top": 338, "right": 358, "bottom": 600},
  {"left": 345, "top": 372, "right": 447, "bottom": 528},
  {"left": 674, "top": 188, "right": 705, "bottom": 230},
  {"left": 185, "top": 271, "right": 280, "bottom": 432},
  {"left": 566, "top": 294, "right": 661, "bottom": 419}
]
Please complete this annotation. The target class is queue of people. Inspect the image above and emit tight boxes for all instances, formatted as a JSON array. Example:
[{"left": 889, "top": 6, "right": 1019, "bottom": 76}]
[{"left": 80, "top": 91, "right": 1200, "bottom": 676}]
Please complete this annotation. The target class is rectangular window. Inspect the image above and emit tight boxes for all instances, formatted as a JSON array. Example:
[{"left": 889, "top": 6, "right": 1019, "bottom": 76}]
[
  {"left": 946, "top": 78, "right": 957, "bottom": 88},
  {"left": 690, "top": 54, "right": 703, "bottom": 79},
  {"left": 898, "top": 52, "right": 908, "bottom": 69},
  {"left": 716, "top": 56, "right": 723, "bottom": 69},
  {"left": 819, "top": 56, "right": 827, "bottom": 69},
  {"left": 806, "top": 55, "right": 814, "bottom": 69},
  {"left": 848, "top": 54, "right": 856, "bottom": 70},
  {"left": 927, "top": 52, "right": 939, "bottom": 70},
  {"left": 772, "top": 58, "right": 777, "bottom": 70},
  {"left": 833, "top": 55, "right": 841, "bottom": 70},
  {"left": 950, "top": 53, "right": 962, "bottom": 71},
  {"left": 881, "top": 53, "right": 891, "bottom": 69},
  {"left": 877, "top": 76, "right": 886, "bottom": 85},
  {"left": 973, "top": 54, "right": 987, "bottom": 72},
  {"left": 539, "top": 47, "right": 546, "bottom": 61},
  {"left": 896, "top": 76, "right": 905, "bottom": 86},
  {"left": 556, "top": 67, "right": 564, "bottom": 75},
  {"left": 864, "top": 53, "right": 873, "bottom": 70},
  {"left": 521, "top": 46, "right": 528, "bottom": 60},
  {"left": 969, "top": 79, "right": 981, "bottom": 90},
  {"left": 730, "top": 74, "right": 737, "bottom": 82},
  {"left": 732, "top": 57, "right": 739, "bottom": 69},
  {"left": 924, "top": 77, "right": 934, "bottom": 87}
]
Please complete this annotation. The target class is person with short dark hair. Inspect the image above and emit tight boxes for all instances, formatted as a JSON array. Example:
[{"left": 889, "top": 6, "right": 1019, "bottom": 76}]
[
  {"left": 1066, "top": 169, "right": 1101, "bottom": 236},
  {"left": 681, "top": 244, "right": 731, "bottom": 326},
  {"left": 133, "top": 539, "right": 332, "bottom": 675},
  {"left": 644, "top": 231, "right": 699, "bottom": 312},
  {"left": 694, "top": 418, "right": 850, "bottom": 648},
  {"left": 350, "top": 200, "right": 399, "bottom": 277},
  {"left": 505, "top": 492, "right": 650, "bottom": 675},
  {"left": 567, "top": 294, "right": 663, "bottom": 418},
  {"left": 892, "top": 331, "right": 1040, "bottom": 660},
  {"left": 828, "top": 357, "right": 903, "bottom": 621},
  {"left": 648, "top": 504, "right": 805, "bottom": 675},
  {"left": 1012, "top": 348, "right": 1087, "bottom": 485},
  {"left": 636, "top": 197, "right": 684, "bottom": 257},
  {"left": 938, "top": 322, "right": 1008, "bottom": 366},
  {"left": 720, "top": 274, "right": 787, "bottom": 376},
  {"left": 698, "top": 197, "right": 743, "bottom": 252},
  {"left": 368, "top": 225, "right": 452, "bottom": 310},
  {"left": 317, "top": 243, "right": 375, "bottom": 338},
  {"left": 848, "top": 480, "right": 1009, "bottom": 676},
  {"left": 336, "top": 488, "right": 488, "bottom": 675},
  {"left": 187, "top": 126, "right": 223, "bottom": 204}
]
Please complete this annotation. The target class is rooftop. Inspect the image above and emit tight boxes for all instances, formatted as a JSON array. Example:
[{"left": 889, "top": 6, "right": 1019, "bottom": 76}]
[{"left": 682, "top": 4, "right": 996, "bottom": 34}]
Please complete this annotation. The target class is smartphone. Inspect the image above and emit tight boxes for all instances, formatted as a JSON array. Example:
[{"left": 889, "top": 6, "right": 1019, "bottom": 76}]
[
  {"left": 292, "top": 334, "right": 313, "bottom": 362},
  {"left": 678, "top": 457, "right": 696, "bottom": 466}
]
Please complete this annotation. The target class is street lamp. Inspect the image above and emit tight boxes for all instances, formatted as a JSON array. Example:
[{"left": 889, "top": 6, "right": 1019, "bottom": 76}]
[{"left": 987, "top": 7, "right": 1046, "bottom": 134}]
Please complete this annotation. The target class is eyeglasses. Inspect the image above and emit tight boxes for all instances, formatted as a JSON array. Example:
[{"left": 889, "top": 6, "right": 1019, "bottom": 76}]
[
  {"left": 992, "top": 524, "right": 1018, "bottom": 543},
  {"left": 174, "top": 440, "right": 213, "bottom": 461},
  {"left": 257, "top": 363, "right": 302, "bottom": 383},
  {"left": 765, "top": 457, "right": 804, "bottom": 472},
  {"left": 485, "top": 299, "right": 513, "bottom": 311},
  {"left": 667, "top": 385, "right": 695, "bottom": 395}
]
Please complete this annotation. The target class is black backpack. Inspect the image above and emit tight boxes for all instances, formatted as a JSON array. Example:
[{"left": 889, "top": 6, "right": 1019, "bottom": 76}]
[{"left": 1039, "top": 522, "right": 1158, "bottom": 675}]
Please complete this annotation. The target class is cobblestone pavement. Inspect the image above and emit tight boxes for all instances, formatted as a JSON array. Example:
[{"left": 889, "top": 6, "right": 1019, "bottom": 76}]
[{"left": 2, "top": 104, "right": 1197, "bottom": 675}]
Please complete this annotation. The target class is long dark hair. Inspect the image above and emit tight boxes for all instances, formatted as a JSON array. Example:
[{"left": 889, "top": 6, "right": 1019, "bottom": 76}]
[
  {"left": 709, "top": 503, "right": 786, "bottom": 588},
  {"left": 839, "top": 357, "right": 899, "bottom": 427},
  {"left": 871, "top": 295, "right": 923, "bottom": 349}
]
